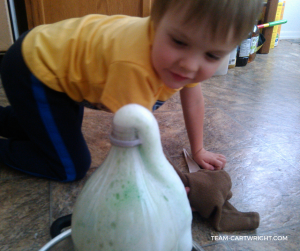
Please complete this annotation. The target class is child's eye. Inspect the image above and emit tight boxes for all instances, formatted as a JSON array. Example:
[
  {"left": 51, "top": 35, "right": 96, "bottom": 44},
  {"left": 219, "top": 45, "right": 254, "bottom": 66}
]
[
  {"left": 172, "top": 37, "right": 187, "bottom": 47},
  {"left": 206, "top": 53, "right": 220, "bottom": 61}
]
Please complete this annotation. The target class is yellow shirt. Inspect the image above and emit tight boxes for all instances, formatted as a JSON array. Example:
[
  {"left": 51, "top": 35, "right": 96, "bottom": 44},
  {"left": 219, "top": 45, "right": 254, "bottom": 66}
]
[{"left": 22, "top": 14, "right": 198, "bottom": 112}]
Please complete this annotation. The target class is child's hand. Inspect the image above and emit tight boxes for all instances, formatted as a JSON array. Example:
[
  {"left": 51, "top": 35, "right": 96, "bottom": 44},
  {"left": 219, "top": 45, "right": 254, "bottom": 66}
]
[{"left": 193, "top": 148, "right": 226, "bottom": 170}]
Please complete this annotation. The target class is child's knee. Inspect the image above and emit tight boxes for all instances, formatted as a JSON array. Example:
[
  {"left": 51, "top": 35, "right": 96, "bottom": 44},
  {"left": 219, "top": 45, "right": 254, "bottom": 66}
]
[
  {"left": 74, "top": 166, "right": 90, "bottom": 181},
  {"left": 73, "top": 154, "right": 92, "bottom": 181},
  {"left": 56, "top": 154, "right": 91, "bottom": 182}
]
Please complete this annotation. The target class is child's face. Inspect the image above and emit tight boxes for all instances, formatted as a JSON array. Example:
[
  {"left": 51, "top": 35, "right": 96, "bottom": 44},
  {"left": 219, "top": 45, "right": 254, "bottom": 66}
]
[{"left": 151, "top": 8, "right": 237, "bottom": 89}]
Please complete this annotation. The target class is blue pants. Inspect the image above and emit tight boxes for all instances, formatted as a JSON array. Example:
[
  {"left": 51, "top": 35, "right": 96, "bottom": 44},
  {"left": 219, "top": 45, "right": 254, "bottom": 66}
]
[{"left": 0, "top": 31, "right": 91, "bottom": 182}]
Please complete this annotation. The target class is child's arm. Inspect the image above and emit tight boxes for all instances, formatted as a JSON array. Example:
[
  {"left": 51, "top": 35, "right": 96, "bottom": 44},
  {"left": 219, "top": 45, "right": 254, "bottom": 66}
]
[{"left": 180, "top": 84, "right": 226, "bottom": 170}]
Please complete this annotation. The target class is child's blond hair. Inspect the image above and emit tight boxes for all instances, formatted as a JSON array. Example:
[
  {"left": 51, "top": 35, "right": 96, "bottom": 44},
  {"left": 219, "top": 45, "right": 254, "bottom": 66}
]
[{"left": 151, "top": 0, "right": 263, "bottom": 44}]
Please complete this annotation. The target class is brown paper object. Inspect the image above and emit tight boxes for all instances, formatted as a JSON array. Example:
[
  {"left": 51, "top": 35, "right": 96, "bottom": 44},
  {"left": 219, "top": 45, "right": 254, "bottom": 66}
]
[
  {"left": 183, "top": 148, "right": 202, "bottom": 173},
  {"left": 172, "top": 150, "right": 260, "bottom": 232}
]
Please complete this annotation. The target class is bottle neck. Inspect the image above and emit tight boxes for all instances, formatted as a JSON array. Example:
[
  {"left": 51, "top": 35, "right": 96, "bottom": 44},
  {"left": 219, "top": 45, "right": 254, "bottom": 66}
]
[{"left": 110, "top": 125, "right": 142, "bottom": 147}]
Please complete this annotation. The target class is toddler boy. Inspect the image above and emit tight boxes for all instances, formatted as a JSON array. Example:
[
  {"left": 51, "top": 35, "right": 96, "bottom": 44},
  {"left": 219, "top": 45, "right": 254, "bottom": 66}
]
[{"left": 0, "top": 0, "right": 262, "bottom": 181}]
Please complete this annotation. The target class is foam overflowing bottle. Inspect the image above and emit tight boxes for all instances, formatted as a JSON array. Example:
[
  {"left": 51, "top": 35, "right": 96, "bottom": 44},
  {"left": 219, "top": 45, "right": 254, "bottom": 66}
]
[{"left": 71, "top": 104, "right": 193, "bottom": 251}]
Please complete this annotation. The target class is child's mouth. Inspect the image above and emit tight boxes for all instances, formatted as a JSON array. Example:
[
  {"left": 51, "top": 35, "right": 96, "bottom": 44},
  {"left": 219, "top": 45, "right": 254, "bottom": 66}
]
[{"left": 170, "top": 71, "right": 189, "bottom": 82}]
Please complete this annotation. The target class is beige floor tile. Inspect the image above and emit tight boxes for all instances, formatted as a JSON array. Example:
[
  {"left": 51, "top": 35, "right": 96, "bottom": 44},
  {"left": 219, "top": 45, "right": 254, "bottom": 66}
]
[{"left": 0, "top": 178, "right": 50, "bottom": 250}]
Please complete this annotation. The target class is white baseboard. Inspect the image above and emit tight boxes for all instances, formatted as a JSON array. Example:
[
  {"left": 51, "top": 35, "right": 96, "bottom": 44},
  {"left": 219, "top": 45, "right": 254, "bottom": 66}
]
[{"left": 280, "top": 31, "right": 300, "bottom": 39}]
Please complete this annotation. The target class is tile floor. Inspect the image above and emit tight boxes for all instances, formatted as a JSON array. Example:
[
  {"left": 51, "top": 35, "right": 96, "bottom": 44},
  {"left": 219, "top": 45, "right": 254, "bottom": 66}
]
[{"left": 0, "top": 39, "right": 300, "bottom": 250}]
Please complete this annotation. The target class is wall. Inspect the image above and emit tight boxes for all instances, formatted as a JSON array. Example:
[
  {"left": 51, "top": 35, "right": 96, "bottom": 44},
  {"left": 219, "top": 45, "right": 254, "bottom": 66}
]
[{"left": 280, "top": 0, "right": 300, "bottom": 39}]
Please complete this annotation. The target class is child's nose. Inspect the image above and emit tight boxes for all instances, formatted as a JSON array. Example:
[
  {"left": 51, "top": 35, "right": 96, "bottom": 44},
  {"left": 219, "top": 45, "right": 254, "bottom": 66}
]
[{"left": 179, "top": 56, "right": 201, "bottom": 73}]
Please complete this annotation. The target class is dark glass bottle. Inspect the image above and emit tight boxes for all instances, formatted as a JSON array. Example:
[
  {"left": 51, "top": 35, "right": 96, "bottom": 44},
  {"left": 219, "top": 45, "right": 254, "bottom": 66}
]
[{"left": 236, "top": 32, "right": 251, "bottom": 67}]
